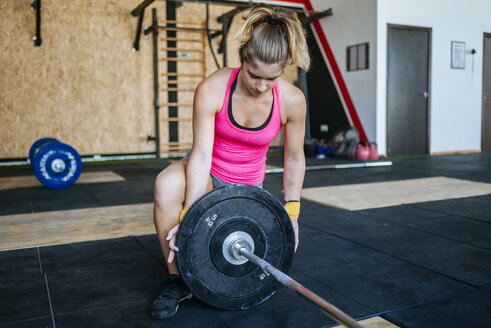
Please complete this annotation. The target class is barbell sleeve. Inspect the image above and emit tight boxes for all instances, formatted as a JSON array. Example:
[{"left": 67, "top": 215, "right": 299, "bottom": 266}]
[{"left": 239, "top": 247, "right": 364, "bottom": 328}]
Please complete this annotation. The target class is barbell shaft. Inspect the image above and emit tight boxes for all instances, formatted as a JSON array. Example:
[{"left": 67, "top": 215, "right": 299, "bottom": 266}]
[{"left": 239, "top": 247, "right": 364, "bottom": 328}]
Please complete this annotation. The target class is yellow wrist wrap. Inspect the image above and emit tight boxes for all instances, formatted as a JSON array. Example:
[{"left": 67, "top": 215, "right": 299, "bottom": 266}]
[
  {"left": 284, "top": 201, "right": 300, "bottom": 220},
  {"left": 179, "top": 208, "right": 189, "bottom": 222}
]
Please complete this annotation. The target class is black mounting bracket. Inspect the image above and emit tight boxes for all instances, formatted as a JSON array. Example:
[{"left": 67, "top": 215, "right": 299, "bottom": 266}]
[
  {"left": 30, "top": 0, "right": 42, "bottom": 46},
  {"left": 300, "top": 8, "right": 333, "bottom": 26},
  {"left": 215, "top": 7, "right": 247, "bottom": 67},
  {"left": 131, "top": 0, "right": 155, "bottom": 51},
  {"left": 147, "top": 132, "right": 157, "bottom": 144}
]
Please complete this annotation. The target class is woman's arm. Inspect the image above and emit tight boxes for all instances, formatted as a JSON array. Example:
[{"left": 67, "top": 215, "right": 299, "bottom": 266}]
[
  {"left": 184, "top": 77, "right": 221, "bottom": 208},
  {"left": 283, "top": 85, "right": 307, "bottom": 202},
  {"left": 282, "top": 84, "right": 306, "bottom": 251}
]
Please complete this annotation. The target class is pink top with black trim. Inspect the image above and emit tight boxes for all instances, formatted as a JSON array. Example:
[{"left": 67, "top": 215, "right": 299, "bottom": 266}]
[{"left": 210, "top": 67, "right": 282, "bottom": 185}]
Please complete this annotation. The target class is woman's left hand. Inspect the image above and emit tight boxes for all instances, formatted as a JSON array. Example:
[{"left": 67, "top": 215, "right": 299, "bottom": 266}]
[{"left": 290, "top": 217, "right": 299, "bottom": 252}]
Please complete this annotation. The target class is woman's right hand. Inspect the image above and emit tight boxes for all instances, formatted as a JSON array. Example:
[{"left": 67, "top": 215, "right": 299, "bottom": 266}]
[{"left": 166, "top": 223, "right": 180, "bottom": 263}]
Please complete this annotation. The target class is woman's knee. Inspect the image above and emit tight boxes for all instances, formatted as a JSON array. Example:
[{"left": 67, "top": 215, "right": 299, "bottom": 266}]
[{"left": 154, "top": 162, "right": 187, "bottom": 203}]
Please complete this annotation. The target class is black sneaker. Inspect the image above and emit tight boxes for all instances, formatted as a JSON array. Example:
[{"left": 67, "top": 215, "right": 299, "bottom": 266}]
[{"left": 151, "top": 275, "right": 192, "bottom": 319}]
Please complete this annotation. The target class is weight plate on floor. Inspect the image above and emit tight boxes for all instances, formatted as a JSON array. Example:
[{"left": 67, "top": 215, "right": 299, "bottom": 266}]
[
  {"left": 177, "top": 185, "right": 295, "bottom": 310},
  {"left": 28, "top": 137, "right": 58, "bottom": 164},
  {"left": 32, "top": 142, "right": 82, "bottom": 189},
  {"left": 331, "top": 126, "right": 359, "bottom": 157}
]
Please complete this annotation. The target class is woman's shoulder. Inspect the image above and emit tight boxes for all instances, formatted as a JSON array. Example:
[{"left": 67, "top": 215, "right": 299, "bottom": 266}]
[
  {"left": 198, "top": 67, "right": 235, "bottom": 90},
  {"left": 278, "top": 78, "right": 306, "bottom": 108},
  {"left": 194, "top": 68, "right": 235, "bottom": 113}
]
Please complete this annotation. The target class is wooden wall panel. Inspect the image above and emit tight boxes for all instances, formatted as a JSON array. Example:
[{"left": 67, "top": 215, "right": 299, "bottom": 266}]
[{"left": 1, "top": 0, "right": 159, "bottom": 159}]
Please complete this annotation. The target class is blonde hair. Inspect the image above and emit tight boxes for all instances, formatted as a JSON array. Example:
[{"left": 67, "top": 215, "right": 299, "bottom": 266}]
[{"left": 235, "top": 4, "right": 310, "bottom": 71}]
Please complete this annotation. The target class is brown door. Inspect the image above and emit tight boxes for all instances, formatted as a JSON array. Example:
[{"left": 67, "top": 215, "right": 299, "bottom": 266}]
[
  {"left": 482, "top": 33, "right": 491, "bottom": 151},
  {"left": 387, "top": 25, "right": 431, "bottom": 156}
]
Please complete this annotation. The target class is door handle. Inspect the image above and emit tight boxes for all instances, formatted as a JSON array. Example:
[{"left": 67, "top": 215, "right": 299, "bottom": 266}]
[{"left": 423, "top": 91, "right": 429, "bottom": 98}]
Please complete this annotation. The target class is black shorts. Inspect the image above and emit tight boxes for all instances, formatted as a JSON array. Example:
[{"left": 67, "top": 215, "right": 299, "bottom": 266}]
[{"left": 185, "top": 150, "right": 263, "bottom": 189}]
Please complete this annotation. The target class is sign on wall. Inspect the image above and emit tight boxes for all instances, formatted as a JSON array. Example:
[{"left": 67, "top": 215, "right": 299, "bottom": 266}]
[{"left": 451, "top": 41, "right": 466, "bottom": 69}]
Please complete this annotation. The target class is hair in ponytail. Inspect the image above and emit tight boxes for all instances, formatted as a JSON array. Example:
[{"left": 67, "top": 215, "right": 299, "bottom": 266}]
[{"left": 235, "top": 4, "right": 310, "bottom": 71}]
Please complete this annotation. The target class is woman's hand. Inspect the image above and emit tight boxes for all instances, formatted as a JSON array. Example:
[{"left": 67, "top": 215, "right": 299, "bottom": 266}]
[
  {"left": 290, "top": 217, "right": 299, "bottom": 252},
  {"left": 166, "top": 224, "right": 180, "bottom": 263}
]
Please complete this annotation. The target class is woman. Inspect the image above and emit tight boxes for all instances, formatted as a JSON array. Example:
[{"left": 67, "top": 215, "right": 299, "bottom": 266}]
[{"left": 151, "top": 4, "right": 310, "bottom": 319}]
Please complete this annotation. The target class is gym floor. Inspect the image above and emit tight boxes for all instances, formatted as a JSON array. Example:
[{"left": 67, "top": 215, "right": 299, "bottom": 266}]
[{"left": 0, "top": 153, "right": 490, "bottom": 328}]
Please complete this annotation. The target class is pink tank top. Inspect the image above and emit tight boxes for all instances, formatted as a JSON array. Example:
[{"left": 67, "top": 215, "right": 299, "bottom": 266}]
[{"left": 211, "top": 68, "right": 282, "bottom": 185}]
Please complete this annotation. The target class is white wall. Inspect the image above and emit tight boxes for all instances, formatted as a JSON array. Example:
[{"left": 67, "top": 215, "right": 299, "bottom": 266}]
[
  {"left": 377, "top": 0, "right": 491, "bottom": 154},
  {"left": 310, "top": 0, "right": 378, "bottom": 142}
]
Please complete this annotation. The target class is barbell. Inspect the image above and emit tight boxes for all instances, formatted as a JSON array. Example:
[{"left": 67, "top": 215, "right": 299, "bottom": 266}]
[
  {"left": 28, "top": 138, "right": 82, "bottom": 189},
  {"left": 177, "top": 184, "right": 363, "bottom": 328}
]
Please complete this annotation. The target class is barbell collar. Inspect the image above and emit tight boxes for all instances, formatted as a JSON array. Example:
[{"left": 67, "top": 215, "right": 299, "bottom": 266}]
[{"left": 238, "top": 246, "right": 364, "bottom": 328}]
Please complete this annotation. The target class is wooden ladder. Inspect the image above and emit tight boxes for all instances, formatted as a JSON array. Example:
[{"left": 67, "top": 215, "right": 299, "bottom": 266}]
[{"left": 159, "top": 19, "right": 207, "bottom": 154}]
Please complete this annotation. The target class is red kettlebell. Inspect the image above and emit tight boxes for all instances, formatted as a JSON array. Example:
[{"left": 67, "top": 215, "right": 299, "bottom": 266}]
[
  {"left": 355, "top": 142, "right": 370, "bottom": 161},
  {"left": 369, "top": 142, "right": 379, "bottom": 160}
]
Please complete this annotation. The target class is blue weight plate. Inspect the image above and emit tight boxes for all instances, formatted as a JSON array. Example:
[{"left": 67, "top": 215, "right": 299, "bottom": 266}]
[
  {"left": 28, "top": 137, "right": 58, "bottom": 164},
  {"left": 32, "top": 142, "right": 82, "bottom": 189}
]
